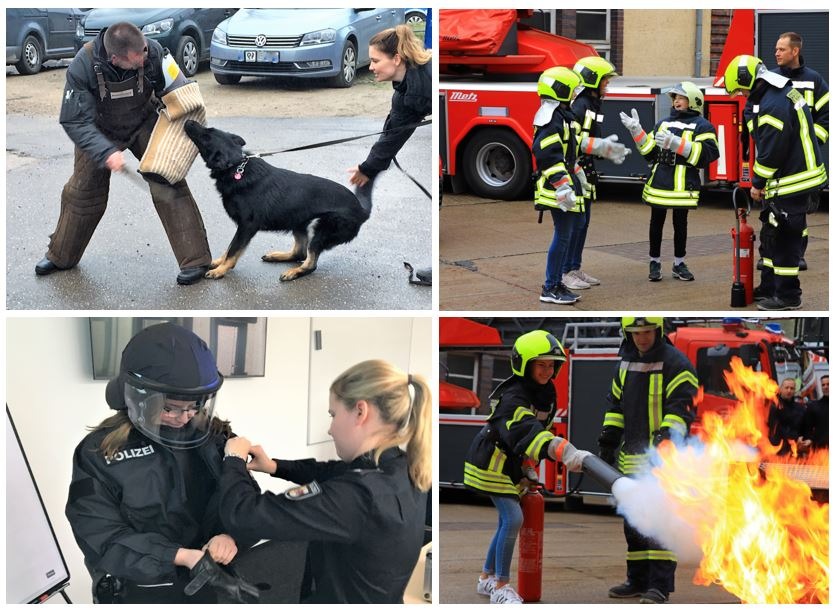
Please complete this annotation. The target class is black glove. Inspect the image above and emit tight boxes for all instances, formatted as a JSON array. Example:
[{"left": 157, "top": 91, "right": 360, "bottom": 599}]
[
  {"left": 185, "top": 552, "right": 260, "bottom": 603},
  {"left": 652, "top": 427, "right": 671, "bottom": 447},
  {"left": 598, "top": 446, "right": 617, "bottom": 466}
]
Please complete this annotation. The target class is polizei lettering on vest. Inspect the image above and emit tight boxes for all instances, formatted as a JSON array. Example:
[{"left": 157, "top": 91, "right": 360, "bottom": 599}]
[{"left": 105, "top": 444, "right": 156, "bottom": 465}]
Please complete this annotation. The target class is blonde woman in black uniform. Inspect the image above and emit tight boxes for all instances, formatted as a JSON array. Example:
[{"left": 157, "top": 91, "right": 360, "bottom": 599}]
[{"left": 220, "top": 359, "right": 432, "bottom": 603}]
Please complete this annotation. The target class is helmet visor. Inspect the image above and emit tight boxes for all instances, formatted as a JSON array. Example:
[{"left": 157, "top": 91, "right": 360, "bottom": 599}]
[{"left": 124, "top": 382, "right": 217, "bottom": 449}]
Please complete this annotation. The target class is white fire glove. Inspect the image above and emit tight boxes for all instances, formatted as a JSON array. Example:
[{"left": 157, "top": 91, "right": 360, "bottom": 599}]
[
  {"left": 573, "top": 164, "right": 591, "bottom": 196},
  {"left": 547, "top": 437, "right": 593, "bottom": 473},
  {"left": 619, "top": 108, "right": 642, "bottom": 136},
  {"left": 619, "top": 108, "right": 648, "bottom": 147},
  {"left": 551, "top": 177, "right": 577, "bottom": 212},
  {"left": 523, "top": 465, "right": 540, "bottom": 482},
  {"left": 654, "top": 129, "right": 692, "bottom": 158},
  {"left": 580, "top": 135, "right": 630, "bottom": 165}
]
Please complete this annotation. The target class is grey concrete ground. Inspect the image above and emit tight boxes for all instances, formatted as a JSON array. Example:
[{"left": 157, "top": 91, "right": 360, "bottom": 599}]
[
  {"left": 440, "top": 187, "right": 828, "bottom": 312},
  {"left": 439, "top": 496, "right": 740, "bottom": 604},
  {"left": 6, "top": 115, "right": 432, "bottom": 310}
]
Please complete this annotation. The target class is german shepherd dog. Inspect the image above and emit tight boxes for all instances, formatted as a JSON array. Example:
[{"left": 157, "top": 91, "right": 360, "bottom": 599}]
[{"left": 184, "top": 120, "right": 371, "bottom": 281}]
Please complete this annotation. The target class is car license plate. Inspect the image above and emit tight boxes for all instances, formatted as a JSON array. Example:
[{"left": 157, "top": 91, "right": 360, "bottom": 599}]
[{"left": 244, "top": 50, "right": 279, "bottom": 62}]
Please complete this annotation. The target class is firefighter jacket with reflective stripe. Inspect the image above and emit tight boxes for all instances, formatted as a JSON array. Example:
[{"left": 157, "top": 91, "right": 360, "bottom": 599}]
[
  {"left": 774, "top": 55, "right": 829, "bottom": 144},
  {"left": 744, "top": 80, "right": 828, "bottom": 200},
  {"left": 600, "top": 337, "right": 697, "bottom": 475},
  {"left": 533, "top": 103, "right": 585, "bottom": 213},
  {"left": 464, "top": 376, "right": 557, "bottom": 498},
  {"left": 639, "top": 109, "right": 719, "bottom": 209},
  {"left": 572, "top": 91, "right": 604, "bottom": 197}
]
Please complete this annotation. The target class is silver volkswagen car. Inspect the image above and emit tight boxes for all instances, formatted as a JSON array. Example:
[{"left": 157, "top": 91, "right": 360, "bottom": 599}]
[{"left": 210, "top": 8, "right": 404, "bottom": 88}]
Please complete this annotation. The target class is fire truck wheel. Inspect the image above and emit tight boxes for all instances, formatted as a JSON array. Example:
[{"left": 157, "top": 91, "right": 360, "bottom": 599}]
[{"left": 461, "top": 129, "right": 532, "bottom": 200}]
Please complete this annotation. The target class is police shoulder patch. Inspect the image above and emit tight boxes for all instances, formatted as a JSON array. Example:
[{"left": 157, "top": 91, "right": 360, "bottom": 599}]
[{"left": 283, "top": 480, "right": 322, "bottom": 501}]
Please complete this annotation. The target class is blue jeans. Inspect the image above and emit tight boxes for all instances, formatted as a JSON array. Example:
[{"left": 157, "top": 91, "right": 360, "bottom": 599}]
[
  {"left": 545, "top": 209, "right": 583, "bottom": 288},
  {"left": 564, "top": 200, "right": 591, "bottom": 274},
  {"left": 483, "top": 495, "right": 524, "bottom": 582}
]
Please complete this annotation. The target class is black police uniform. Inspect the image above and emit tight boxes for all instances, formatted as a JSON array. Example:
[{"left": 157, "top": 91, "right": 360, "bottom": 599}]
[
  {"left": 219, "top": 447, "right": 426, "bottom": 603},
  {"left": 464, "top": 375, "right": 557, "bottom": 498},
  {"left": 45, "top": 29, "right": 211, "bottom": 272},
  {"left": 743, "top": 77, "right": 827, "bottom": 303},
  {"left": 598, "top": 332, "right": 697, "bottom": 597},
  {"left": 359, "top": 61, "right": 431, "bottom": 180},
  {"left": 65, "top": 424, "right": 253, "bottom": 603}
]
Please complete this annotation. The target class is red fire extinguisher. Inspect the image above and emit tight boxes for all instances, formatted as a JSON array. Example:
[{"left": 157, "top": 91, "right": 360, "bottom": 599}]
[
  {"left": 731, "top": 187, "right": 755, "bottom": 307},
  {"left": 518, "top": 486, "right": 544, "bottom": 602}
]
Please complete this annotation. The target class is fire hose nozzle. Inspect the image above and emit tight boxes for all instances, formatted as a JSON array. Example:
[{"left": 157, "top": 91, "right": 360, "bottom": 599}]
[{"left": 580, "top": 454, "right": 626, "bottom": 493}]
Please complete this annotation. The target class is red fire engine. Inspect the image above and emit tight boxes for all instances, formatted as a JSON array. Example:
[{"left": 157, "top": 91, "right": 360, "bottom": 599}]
[
  {"left": 440, "top": 9, "right": 829, "bottom": 200},
  {"left": 439, "top": 317, "right": 828, "bottom": 507}
]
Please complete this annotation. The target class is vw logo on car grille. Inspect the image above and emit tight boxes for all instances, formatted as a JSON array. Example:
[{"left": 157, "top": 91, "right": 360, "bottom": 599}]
[{"left": 255, "top": 34, "right": 267, "bottom": 47}]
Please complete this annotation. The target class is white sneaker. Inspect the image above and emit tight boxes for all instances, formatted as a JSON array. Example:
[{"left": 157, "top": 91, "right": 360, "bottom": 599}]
[
  {"left": 477, "top": 575, "right": 497, "bottom": 596},
  {"left": 562, "top": 272, "right": 590, "bottom": 290},
  {"left": 490, "top": 584, "right": 524, "bottom": 604},
  {"left": 574, "top": 269, "right": 600, "bottom": 285}
]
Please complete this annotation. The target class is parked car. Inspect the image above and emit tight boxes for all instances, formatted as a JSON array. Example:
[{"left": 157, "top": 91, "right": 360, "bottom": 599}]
[
  {"left": 210, "top": 8, "right": 405, "bottom": 88},
  {"left": 6, "top": 8, "right": 84, "bottom": 75},
  {"left": 76, "top": 8, "right": 236, "bottom": 77}
]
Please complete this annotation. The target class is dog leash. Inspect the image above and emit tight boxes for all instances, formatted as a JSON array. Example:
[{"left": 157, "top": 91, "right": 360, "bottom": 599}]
[
  {"left": 248, "top": 119, "right": 431, "bottom": 157},
  {"left": 247, "top": 119, "right": 433, "bottom": 198}
]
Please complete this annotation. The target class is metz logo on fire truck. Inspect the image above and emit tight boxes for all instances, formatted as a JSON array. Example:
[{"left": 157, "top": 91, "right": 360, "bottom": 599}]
[{"left": 449, "top": 91, "right": 478, "bottom": 102}]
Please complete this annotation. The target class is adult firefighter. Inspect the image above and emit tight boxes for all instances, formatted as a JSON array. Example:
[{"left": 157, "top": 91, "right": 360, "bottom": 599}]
[
  {"left": 464, "top": 330, "right": 590, "bottom": 604},
  {"left": 35, "top": 22, "right": 212, "bottom": 285},
  {"left": 724, "top": 54, "right": 827, "bottom": 311},
  {"left": 563, "top": 56, "right": 620, "bottom": 292},
  {"left": 597, "top": 317, "right": 697, "bottom": 604},
  {"left": 619, "top": 82, "right": 719, "bottom": 283},
  {"left": 65, "top": 323, "right": 259, "bottom": 603},
  {"left": 773, "top": 31, "right": 829, "bottom": 271},
  {"left": 533, "top": 66, "right": 629, "bottom": 305}
]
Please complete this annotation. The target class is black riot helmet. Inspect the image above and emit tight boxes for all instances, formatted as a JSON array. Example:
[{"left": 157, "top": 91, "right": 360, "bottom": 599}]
[{"left": 105, "top": 323, "right": 224, "bottom": 449}]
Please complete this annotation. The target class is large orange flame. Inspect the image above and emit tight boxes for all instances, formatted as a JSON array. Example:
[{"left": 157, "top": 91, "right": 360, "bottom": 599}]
[{"left": 652, "top": 357, "right": 829, "bottom": 603}]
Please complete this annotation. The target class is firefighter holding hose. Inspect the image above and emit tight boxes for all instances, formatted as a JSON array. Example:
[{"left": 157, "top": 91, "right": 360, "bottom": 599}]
[
  {"left": 597, "top": 317, "right": 698, "bottom": 604},
  {"left": 463, "top": 330, "right": 590, "bottom": 604}
]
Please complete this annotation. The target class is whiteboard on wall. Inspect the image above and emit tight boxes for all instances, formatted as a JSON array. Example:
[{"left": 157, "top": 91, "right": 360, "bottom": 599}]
[
  {"left": 6, "top": 406, "right": 71, "bottom": 603},
  {"left": 307, "top": 319, "right": 415, "bottom": 446}
]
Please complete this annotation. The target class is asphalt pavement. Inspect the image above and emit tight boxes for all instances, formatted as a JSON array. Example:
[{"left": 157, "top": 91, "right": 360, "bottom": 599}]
[
  {"left": 440, "top": 187, "right": 828, "bottom": 312},
  {"left": 6, "top": 115, "right": 432, "bottom": 310},
  {"left": 439, "top": 496, "right": 741, "bottom": 604}
]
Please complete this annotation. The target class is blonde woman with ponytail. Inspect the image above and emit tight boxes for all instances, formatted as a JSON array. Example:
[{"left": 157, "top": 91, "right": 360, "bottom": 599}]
[
  {"left": 221, "top": 359, "right": 432, "bottom": 603},
  {"left": 347, "top": 24, "right": 432, "bottom": 188}
]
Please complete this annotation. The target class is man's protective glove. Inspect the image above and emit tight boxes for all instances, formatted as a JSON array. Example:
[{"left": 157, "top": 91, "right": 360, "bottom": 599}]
[
  {"left": 548, "top": 437, "right": 592, "bottom": 473},
  {"left": 580, "top": 135, "right": 630, "bottom": 164},
  {"left": 654, "top": 129, "right": 692, "bottom": 158},
  {"left": 185, "top": 552, "right": 260, "bottom": 603},
  {"left": 597, "top": 426, "right": 622, "bottom": 466},
  {"left": 619, "top": 108, "right": 648, "bottom": 146},
  {"left": 652, "top": 427, "right": 672, "bottom": 447},
  {"left": 598, "top": 446, "right": 617, "bottom": 466},
  {"left": 550, "top": 176, "right": 577, "bottom": 212},
  {"left": 573, "top": 164, "right": 591, "bottom": 197}
]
